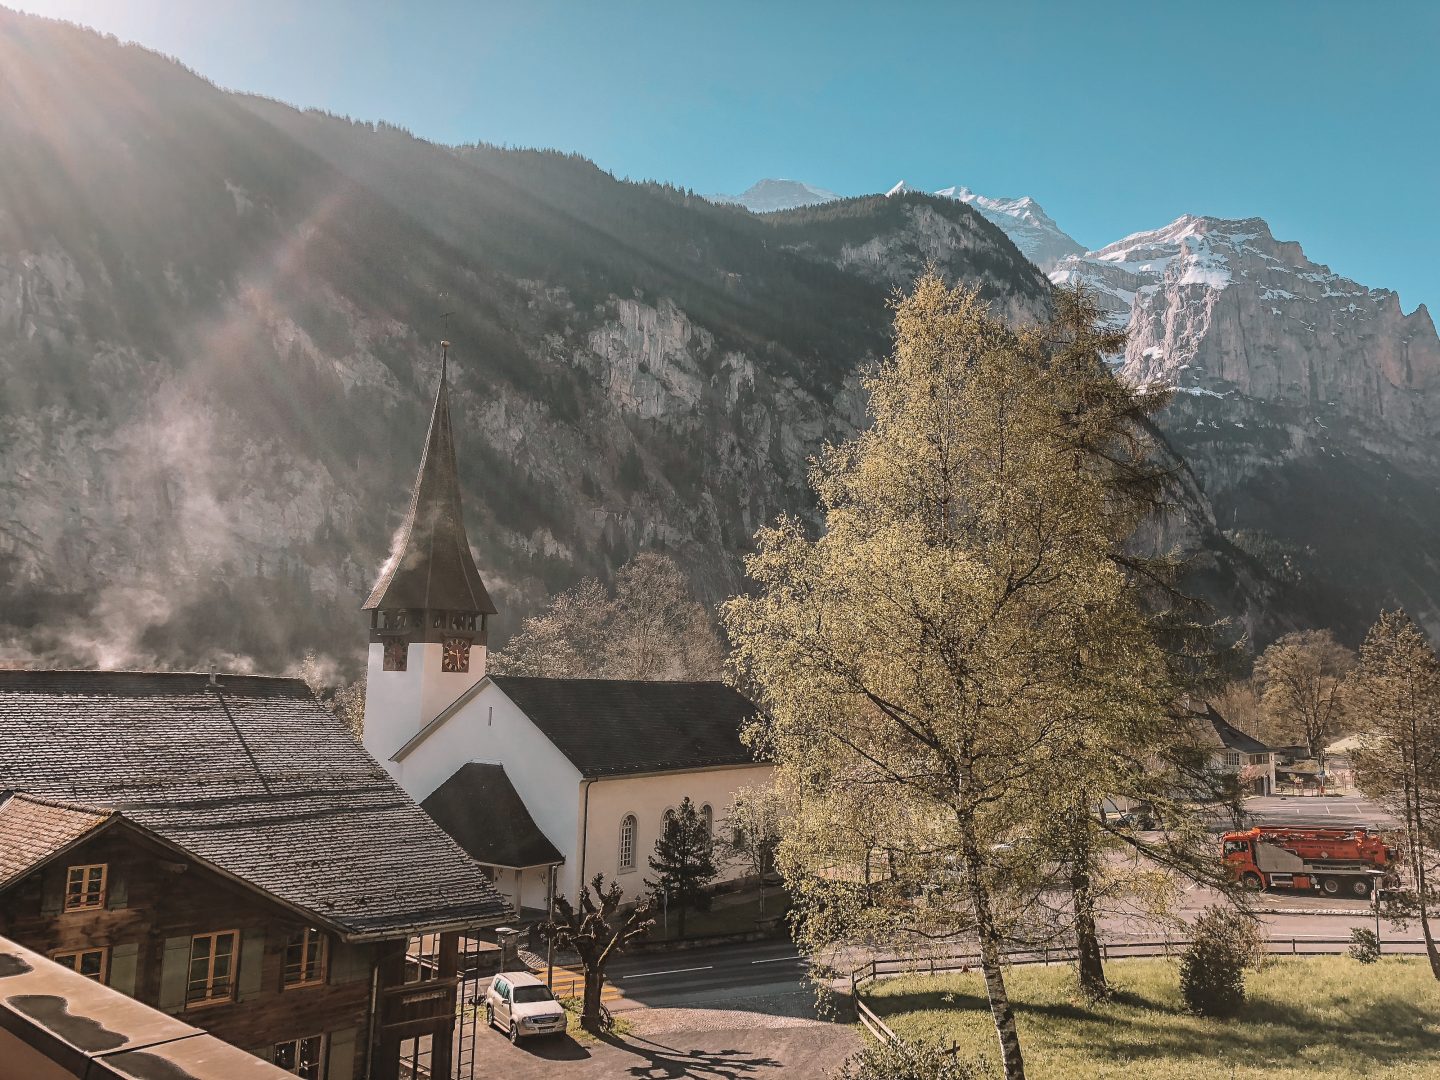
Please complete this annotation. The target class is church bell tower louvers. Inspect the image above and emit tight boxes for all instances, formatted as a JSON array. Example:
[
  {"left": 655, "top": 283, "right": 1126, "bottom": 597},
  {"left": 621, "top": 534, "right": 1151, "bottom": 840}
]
[{"left": 362, "top": 343, "right": 497, "bottom": 766}]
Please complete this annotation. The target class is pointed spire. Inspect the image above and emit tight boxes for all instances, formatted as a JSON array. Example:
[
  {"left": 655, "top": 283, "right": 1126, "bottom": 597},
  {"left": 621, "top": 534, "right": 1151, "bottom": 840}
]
[{"left": 363, "top": 345, "right": 496, "bottom": 614}]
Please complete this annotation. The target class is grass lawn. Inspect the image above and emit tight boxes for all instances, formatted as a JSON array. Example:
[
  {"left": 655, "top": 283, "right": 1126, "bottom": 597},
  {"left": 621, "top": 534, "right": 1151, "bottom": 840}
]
[{"left": 865, "top": 956, "right": 1440, "bottom": 1079}]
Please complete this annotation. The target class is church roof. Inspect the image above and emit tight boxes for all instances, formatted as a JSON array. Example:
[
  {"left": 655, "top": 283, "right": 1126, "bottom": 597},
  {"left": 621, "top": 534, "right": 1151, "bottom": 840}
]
[
  {"left": 364, "top": 355, "right": 496, "bottom": 614},
  {"left": 0, "top": 670, "right": 511, "bottom": 937},
  {"left": 422, "top": 764, "right": 563, "bottom": 869},
  {"left": 488, "top": 676, "right": 762, "bottom": 778}
]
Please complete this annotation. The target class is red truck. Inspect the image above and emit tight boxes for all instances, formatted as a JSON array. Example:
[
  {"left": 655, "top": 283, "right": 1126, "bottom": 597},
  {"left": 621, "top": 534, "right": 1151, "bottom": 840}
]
[{"left": 1222, "top": 825, "right": 1393, "bottom": 899}]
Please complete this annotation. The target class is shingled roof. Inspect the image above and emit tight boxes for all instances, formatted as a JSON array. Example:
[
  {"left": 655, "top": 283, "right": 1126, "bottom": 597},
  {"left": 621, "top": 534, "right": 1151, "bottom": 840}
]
[
  {"left": 488, "top": 676, "right": 762, "bottom": 778},
  {"left": 363, "top": 355, "right": 496, "bottom": 614},
  {"left": 1199, "top": 704, "right": 1272, "bottom": 757},
  {"left": 0, "top": 671, "right": 510, "bottom": 937},
  {"left": 0, "top": 794, "right": 114, "bottom": 891},
  {"left": 422, "top": 764, "right": 563, "bottom": 869}
]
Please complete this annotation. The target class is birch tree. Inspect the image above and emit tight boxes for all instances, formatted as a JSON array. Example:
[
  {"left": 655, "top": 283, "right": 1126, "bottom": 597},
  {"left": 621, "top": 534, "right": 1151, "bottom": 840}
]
[
  {"left": 1349, "top": 610, "right": 1440, "bottom": 979},
  {"left": 724, "top": 275, "right": 1215, "bottom": 1078}
]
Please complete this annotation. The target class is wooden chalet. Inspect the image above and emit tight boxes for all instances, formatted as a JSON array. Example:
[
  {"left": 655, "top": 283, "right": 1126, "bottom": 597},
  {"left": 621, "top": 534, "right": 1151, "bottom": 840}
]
[{"left": 0, "top": 669, "right": 511, "bottom": 1080}]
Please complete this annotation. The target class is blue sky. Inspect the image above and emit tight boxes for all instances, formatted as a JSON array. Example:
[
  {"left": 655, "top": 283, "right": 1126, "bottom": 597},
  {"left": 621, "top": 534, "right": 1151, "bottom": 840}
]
[{"left": 15, "top": 1, "right": 1440, "bottom": 313}]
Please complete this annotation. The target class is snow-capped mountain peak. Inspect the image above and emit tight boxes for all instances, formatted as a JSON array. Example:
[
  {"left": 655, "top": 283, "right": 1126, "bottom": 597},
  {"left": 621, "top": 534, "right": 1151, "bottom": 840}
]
[
  {"left": 932, "top": 185, "right": 1084, "bottom": 271},
  {"left": 707, "top": 178, "right": 839, "bottom": 213},
  {"left": 1050, "top": 213, "right": 1438, "bottom": 423},
  {"left": 885, "top": 180, "right": 919, "bottom": 197}
]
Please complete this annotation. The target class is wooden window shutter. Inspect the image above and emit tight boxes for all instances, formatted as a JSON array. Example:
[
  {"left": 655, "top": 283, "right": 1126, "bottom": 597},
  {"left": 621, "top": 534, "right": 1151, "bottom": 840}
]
[
  {"left": 108, "top": 942, "right": 140, "bottom": 997},
  {"left": 158, "top": 936, "right": 191, "bottom": 1011},
  {"left": 40, "top": 867, "right": 64, "bottom": 915},
  {"left": 237, "top": 930, "right": 266, "bottom": 1001},
  {"left": 329, "top": 942, "right": 371, "bottom": 984},
  {"left": 326, "top": 1027, "right": 358, "bottom": 1080},
  {"left": 106, "top": 873, "right": 128, "bottom": 910}
]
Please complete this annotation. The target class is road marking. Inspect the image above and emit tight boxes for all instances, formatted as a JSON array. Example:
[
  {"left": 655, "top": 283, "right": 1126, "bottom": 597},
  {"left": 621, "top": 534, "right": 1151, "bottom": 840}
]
[
  {"left": 750, "top": 955, "right": 805, "bottom": 964},
  {"left": 622, "top": 965, "right": 714, "bottom": 980}
]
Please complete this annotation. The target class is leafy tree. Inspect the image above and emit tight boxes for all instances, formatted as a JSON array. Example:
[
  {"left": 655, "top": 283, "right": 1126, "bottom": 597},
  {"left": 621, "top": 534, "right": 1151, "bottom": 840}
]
[
  {"left": 540, "top": 874, "right": 654, "bottom": 1031},
  {"left": 489, "top": 552, "right": 723, "bottom": 679},
  {"left": 646, "top": 796, "right": 718, "bottom": 938},
  {"left": 724, "top": 275, "right": 1223, "bottom": 1078},
  {"left": 832, "top": 1038, "right": 991, "bottom": 1080},
  {"left": 1179, "top": 906, "right": 1263, "bottom": 1016},
  {"left": 1349, "top": 610, "right": 1440, "bottom": 979},
  {"left": 717, "top": 787, "right": 782, "bottom": 915},
  {"left": 1255, "top": 629, "right": 1355, "bottom": 784}
]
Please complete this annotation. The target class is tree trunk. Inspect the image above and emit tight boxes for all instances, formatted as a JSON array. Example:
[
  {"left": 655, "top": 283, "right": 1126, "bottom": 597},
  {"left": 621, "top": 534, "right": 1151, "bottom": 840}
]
[
  {"left": 963, "top": 831, "right": 1026, "bottom": 1080},
  {"left": 582, "top": 970, "right": 605, "bottom": 1032},
  {"left": 1069, "top": 820, "right": 1108, "bottom": 1000}
]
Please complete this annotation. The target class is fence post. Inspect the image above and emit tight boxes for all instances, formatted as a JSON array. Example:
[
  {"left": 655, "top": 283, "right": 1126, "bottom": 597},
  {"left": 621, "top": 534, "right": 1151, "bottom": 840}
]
[{"left": 1291, "top": 938, "right": 1297, "bottom": 955}]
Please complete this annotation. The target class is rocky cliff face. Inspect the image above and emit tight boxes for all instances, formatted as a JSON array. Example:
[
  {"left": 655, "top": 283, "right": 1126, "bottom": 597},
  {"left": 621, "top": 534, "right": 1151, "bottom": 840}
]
[{"left": 1051, "top": 216, "right": 1440, "bottom": 638}]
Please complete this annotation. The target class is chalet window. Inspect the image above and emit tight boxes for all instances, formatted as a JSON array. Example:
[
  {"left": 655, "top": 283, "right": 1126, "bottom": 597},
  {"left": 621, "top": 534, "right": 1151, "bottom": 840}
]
[
  {"left": 53, "top": 946, "right": 108, "bottom": 983},
  {"left": 1225, "top": 751, "right": 1242, "bottom": 768},
  {"left": 1249, "top": 753, "right": 1270, "bottom": 766},
  {"left": 186, "top": 930, "right": 239, "bottom": 1006},
  {"left": 282, "top": 928, "right": 327, "bottom": 988},
  {"left": 619, "top": 814, "right": 637, "bottom": 872},
  {"left": 274, "top": 1034, "right": 325, "bottom": 1079},
  {"left": 64, "top": 863, "right": 107, "bottom": 911}
]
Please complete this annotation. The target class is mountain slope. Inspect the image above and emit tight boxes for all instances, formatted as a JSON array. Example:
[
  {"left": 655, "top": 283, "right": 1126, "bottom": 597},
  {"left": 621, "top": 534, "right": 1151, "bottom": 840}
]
[
  {"left": 933, "top": 186, "right": 1085, "bottom": 272},
  {"left": 0, "top": 9, "right": 1063, "bottom": 674},
  {"left": 1050, "top": 216, "right": 1440, "bottom": 638}
]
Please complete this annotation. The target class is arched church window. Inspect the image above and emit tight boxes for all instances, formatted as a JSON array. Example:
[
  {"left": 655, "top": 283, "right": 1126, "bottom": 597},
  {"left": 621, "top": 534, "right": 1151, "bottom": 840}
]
[
  {"left": 701, "top": 804, "right": 713, "bottom": 839},
  {"left": 619, "top": 815, "right": 637, "bottom": 872}
]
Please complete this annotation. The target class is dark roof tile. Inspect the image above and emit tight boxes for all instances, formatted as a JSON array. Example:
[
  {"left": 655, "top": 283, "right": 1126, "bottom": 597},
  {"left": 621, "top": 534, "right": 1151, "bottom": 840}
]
[
  {"left": 489, "top": 677, "right": 761, "bottom": 778},
  {"left": 422, "top": 764, "right": 562, "bottom": 869},
  {"left": 0, "top": 670, "right": 509, "bottom": 936}
]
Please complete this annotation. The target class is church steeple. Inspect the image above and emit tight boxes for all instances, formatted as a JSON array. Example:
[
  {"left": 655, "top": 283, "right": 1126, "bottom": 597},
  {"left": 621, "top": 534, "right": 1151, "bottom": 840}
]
[{"left": 363, "top": 343, "right": 496, "bottom": 760}]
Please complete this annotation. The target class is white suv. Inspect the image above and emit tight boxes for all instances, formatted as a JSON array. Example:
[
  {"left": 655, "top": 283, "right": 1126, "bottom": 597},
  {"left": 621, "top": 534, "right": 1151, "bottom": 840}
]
[{"left": 485, "top": 971, "right": 568, "bottom": 1043}]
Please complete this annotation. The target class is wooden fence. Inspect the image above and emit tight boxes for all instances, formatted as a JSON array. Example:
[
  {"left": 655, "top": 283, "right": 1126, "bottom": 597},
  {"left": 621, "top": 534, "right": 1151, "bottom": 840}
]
[{"left": 850, "top": 936, "right": 1429, "bottom": 1047}]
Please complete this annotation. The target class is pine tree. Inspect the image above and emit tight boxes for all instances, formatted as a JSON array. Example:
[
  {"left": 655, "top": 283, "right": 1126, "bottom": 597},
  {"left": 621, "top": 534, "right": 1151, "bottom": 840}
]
[{"left": 646, "top": 796, "right": 718, "bottom": 939}]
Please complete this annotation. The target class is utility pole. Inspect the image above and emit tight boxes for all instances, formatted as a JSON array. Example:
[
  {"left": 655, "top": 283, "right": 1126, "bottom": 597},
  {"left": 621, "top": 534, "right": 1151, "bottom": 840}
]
[{"left": 545, "top": 864, "right": 556, "bottom": 991}]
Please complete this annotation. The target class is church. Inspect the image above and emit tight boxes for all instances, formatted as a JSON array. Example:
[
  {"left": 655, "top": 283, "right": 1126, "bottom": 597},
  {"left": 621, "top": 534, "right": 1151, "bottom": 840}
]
[{"left": 361, "top": 349, "right": 773, "bottom": 914}]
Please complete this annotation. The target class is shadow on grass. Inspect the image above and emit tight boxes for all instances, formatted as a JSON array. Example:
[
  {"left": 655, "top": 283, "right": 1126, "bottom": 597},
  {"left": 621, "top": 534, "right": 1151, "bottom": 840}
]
[
  {"left": 599, "top": 1033, "right": 784, "bottom": 1078},
  {"left": 869, "top": 960, "right": 1440, "bottom": 1072}
]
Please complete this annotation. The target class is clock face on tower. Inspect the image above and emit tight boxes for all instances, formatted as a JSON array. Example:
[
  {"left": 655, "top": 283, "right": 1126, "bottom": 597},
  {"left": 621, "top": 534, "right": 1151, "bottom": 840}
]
[
  {"left": 442, "top": 637, "right": 471, "bottom": 674},
  {"left": 383, "top": 638, "right": 408, "bottom": 672}
]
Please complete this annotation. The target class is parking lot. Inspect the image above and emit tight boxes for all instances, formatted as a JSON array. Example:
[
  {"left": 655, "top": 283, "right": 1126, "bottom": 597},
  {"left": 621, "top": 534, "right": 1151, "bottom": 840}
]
[{"left": 472, "top": 1007, "right": 858, "bottom": 1079}]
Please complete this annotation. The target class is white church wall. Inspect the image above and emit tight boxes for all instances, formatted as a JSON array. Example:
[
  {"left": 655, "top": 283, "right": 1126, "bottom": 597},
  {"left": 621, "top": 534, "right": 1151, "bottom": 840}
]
[
  {"left": 391, "top": 681, "right": 584, "bottom": 878},
  {"left": 574, "top": 764, "right": 774, "bottom": 904},
  {"left": 362, "top": 640, "right": 487, "bottom": 764}
]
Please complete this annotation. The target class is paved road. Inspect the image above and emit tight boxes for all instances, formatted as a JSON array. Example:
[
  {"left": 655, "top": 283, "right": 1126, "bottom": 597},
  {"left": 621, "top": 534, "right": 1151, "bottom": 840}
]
[
  {"left": 554, "top": 940, "right": 815, "bottom": 1015},
  {"left": 1243, "top": 793, "right": 1394, "bottom": 829}
]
